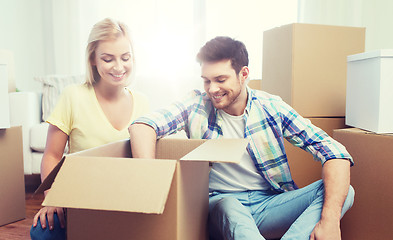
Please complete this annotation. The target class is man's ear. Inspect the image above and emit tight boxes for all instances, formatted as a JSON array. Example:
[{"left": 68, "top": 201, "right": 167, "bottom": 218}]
[{"left": 239, "top": 66, "right": 249, "bottom": 84}]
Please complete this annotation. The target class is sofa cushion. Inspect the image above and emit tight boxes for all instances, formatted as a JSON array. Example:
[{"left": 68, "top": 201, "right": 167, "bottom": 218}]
[
  {"left": 35, "top": 75, "right": 84, "bottom": 121},
  {"left": 31, "top": 152, "right": 44, "bottom": 174},
  {"left": 30, "top": 123, "right": 49, "bottom": 152},
  {"left": 30, "top": 122, "right": 69, "bottom": 154}
]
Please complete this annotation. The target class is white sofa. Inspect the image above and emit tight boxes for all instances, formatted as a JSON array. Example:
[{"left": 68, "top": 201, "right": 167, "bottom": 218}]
[
  {"left": 9, "top": 92, "right": 46, "bottom": 174},
  {"left": 9, "top": 75, "right": 84, "bottom": 175}
]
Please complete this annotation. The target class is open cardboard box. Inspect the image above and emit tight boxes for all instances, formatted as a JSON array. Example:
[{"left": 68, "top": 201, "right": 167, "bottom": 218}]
[{"left": 36, "top": 138, "right": 249, "bottom": 240}]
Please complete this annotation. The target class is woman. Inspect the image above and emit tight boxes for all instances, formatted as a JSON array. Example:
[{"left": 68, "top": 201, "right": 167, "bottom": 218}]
[{"left": 30, "top": 18, "right": 149, "bottom": 240}]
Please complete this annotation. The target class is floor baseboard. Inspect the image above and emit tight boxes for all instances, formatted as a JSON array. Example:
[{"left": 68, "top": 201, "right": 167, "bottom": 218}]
[{"left": 24, "top": 174, "right": 41, "bottom": 193}]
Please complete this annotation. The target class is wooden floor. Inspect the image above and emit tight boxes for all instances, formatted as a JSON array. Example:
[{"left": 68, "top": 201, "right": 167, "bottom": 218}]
[{"left": 0, "top": 191, "right": 44, "bottom": 240}]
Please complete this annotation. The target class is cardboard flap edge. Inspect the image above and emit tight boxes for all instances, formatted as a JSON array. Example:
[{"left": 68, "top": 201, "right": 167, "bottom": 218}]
[{"left": 34, "top": 156, "right": 66, "bottom": 195}]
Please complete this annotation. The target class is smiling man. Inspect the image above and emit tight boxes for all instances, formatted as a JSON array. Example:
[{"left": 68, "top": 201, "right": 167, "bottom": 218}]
[{"left": 129, "top": 36, "right": 354, "bottom": 240}]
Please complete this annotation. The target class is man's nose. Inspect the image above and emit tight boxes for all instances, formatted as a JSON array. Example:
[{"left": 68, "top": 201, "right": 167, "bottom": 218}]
[{"left": 209, "top": 82, "right": 220, "bottom": 92}]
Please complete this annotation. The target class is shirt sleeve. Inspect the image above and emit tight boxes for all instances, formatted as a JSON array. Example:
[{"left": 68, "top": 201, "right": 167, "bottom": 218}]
[
  {"left": 133, "top": 90, "right": 202, "bottom": 139},
  {"left": 278, "top": 99, "right": 354, "bottom": 165},
  {"left": 46, "top": 85, "right": 74, "bottom": 135}
]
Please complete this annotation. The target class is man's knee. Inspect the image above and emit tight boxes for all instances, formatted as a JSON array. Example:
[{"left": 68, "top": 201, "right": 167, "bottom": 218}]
[
  {"left": 345, "top": 185, "right": 355, "bottom": 208},
  {"left": 211, "top": 197, "right": 243, "bottom": 216}
]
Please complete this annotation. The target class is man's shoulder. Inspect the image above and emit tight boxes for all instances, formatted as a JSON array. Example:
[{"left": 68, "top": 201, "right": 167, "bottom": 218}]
[
  {"left": 250, "top": 89, "right": 283, "bottom": 104},
  {"left": 183, "top": 89, "right": 210, "bottom": 103}
]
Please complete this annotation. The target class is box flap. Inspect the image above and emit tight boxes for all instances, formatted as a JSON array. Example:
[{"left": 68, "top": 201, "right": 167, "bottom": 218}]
[
  {"left": 34, "top": 157, "right": 65, "bottom": 194},
  {"left": 180, "top": 139, "right": 249, "bottom": 163},
  {"left": 35, "top": 139, "right": 130, "bottom": 194},
  {"left": 43, "top": 156, "right": 176, "bottom": 214},
  {"left": 73, "top": 138, "right": 131, "bottom": 158}
]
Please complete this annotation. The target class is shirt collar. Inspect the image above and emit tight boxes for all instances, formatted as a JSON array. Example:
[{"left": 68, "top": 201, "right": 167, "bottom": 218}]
[{"left": 244, "top": 86, "right": 255, "bottom": 116}]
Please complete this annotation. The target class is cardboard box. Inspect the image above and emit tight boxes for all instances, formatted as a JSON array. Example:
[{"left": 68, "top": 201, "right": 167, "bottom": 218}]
[
  {"left": 333, "top": 128, "right": 393, "bottom": 240},
  {"left": 0, "top": 126, "right": 25, "bottom": 226},
  {"left": 0, "top": 64, "right": 10, "bottom": 129},
  {"left": 346, "top": 49, "right": 393, "bottom": 133},
  {"left": 262, "top": 23, "right": 365, "bottom": 117},
  {"left": 0, "top": 49, "right": 16, "bottom": 93},
  {"left": 247, "top": 79, "right": 262, "bottom": 90},
  {"left": 37, "top": 138, "right": 249, "bottom": 240},
  {"left": 286, "top": 117, "right": 348, "bottom": 188}
]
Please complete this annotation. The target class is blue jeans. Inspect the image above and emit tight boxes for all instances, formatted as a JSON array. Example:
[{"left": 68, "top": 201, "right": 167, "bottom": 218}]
[
  {"left": 208, "top": 180, "right": 355, "bottom": 240},
  {"left": 30, "top": 212, "right": 66, "bottom": 240}
]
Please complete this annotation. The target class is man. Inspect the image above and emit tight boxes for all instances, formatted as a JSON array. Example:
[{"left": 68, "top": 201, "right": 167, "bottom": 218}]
[{"left": 129, "top": 36, "right": 354, "bottom": 240}]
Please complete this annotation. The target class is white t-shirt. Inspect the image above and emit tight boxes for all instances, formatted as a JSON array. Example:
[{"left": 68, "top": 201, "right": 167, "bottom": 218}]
[{"left": 209, "top": 109, "right": 270, "bottom": 192}]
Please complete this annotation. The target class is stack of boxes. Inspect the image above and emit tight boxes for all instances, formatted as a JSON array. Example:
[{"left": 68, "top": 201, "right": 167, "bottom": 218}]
[
  {"left": 261, "top": 23, "right": 365, "bottom": 187},
  {"left": 0, "top": 50, "right": 25, "bottom": 226},
  {"left": 262, "top": 23, "right": 393, "bottom": 239},
  {"left": 345, "top": 49, "right": 393, "bottom": 134},
  {"left": 332, "top": 50, "right": 393, "bottom": 239}
]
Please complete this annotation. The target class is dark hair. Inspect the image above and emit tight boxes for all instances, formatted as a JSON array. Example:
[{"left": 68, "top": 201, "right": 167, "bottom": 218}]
[{"left": 196, "top": 36, "right": 249, "bottom": 74}]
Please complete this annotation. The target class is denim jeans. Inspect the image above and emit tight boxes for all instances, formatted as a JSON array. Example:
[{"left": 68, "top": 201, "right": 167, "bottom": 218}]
[
  {"left": 208, "top": 180, "right": 355, "bottom": 240},
  {"left": 30, "top": 212, "right": 66, "bottom": 240}
]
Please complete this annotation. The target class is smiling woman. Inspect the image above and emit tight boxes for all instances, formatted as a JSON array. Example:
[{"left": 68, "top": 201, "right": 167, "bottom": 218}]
[{"left": 29, "top": 18, "right": 150, "bottom": 240}]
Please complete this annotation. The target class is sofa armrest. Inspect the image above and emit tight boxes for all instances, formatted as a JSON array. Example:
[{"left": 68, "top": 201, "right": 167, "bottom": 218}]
[{"left": 9, "top": 92, "right": 41, "bottom": 174}]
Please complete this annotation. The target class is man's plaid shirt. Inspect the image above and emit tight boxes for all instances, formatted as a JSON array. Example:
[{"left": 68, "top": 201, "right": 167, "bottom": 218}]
[{"left": 133, "top": 87, "right": 353, "bottom": 192}]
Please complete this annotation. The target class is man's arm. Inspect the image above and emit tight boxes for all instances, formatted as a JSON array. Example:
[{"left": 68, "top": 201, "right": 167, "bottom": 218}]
[
  {"left": 128, "top": 123, "right": 157, "bottom": 158},
  {"left": 310, "top": 159, "right": 351, "bottom": 240}
]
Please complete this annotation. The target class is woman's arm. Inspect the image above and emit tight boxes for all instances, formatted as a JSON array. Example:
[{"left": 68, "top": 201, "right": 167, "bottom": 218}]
[
  {"left": 33, "top": 124, "right": 68, "bottom": 229},
  {"left": 40, "top": 124, "right": 68, "bottom": 183}
]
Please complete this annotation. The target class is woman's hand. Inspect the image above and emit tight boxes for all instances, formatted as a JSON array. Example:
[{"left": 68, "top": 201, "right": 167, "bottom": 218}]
[{"left": 33, "top": 206, "right": 66, "bottom": 230}]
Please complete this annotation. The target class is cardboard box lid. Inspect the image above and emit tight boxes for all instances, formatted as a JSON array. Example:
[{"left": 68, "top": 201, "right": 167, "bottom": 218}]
[
  {"left": 43, "top": 156, "right": 177, "bottom": 214},
  {"left": 42, "top": 138, "right": 250, "bottom": 214},
  {"left": 347, "top": 49, "right": 393, "bottom": 62}
]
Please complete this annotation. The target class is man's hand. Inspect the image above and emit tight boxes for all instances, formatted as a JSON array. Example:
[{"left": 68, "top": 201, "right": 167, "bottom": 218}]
[
  {"left": 310, "top": 217, "right": 341, "bottom": 240},
  {"left": 33, "top": 206, "right": 65, "bottom": 230}
]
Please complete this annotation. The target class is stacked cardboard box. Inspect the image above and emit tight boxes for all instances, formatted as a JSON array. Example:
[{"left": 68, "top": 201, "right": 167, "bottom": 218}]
[
  {"left": 346, "top": 49, "right": 393, "bottom": 133},
  {"left": 285, "top": 117, "right": 348, "bottom": 187},
  {"left": 260, "top": 23, "right": 365, "bottom": 187},
  {"left": 261, "top": 23, "right": 365, "bottom": 187},
  {"left": 262, "top": 23, "right": 365, "bottom": 117},
  {"left": 0, "top": 64, "right": 10, "bottom": 128},
  {"left": 334, "top": 128, "right": 393, "bottom": 240},
  {"left": 0, "top": 126, "right": 25, "bottom": 226},
  {"left": 247, "top": 79, "right": 262, "bottom": 90}
]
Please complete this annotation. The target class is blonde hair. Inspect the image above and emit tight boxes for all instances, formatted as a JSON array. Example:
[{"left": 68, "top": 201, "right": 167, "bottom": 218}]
[{"left": 85, "top": 18, "right": 135, "bottom": 86}]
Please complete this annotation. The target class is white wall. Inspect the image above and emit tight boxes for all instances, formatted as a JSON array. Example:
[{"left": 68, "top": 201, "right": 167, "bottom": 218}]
[
  {"left": 298, "top": 0, "right": 393, "bottom": 51},
  {"left": 0, "top": 0, "right": 45, "bottom": 92},
  {"left": 205, "top": 0, "right": 298, "bottom": 81},
  {"left": 1, "top": 0, "right": 299, "bottom": 110},
  {"left": 5, "top": 0, "right": 393, "bottom": 96}
]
